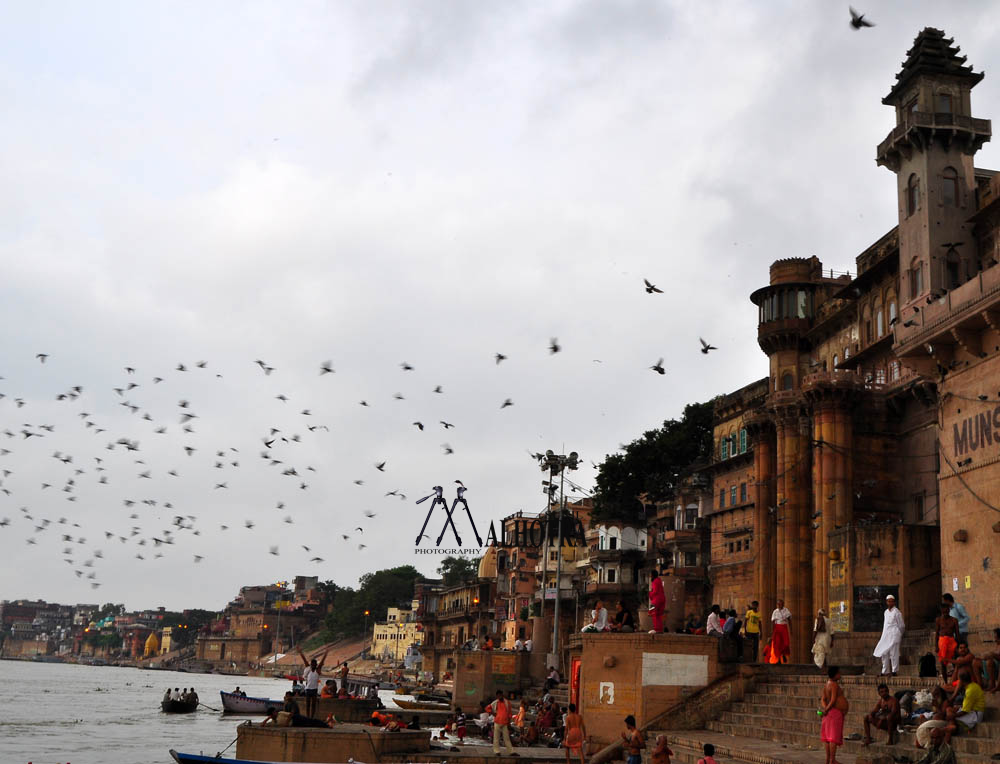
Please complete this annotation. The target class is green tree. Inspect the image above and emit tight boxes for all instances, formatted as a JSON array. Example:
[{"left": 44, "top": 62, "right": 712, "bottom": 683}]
[
  {"left": 436, "top": 556, "right": 479, "bottom": 587},
  {"left": 97, "top": 603, "right": 125, "bottom": 620},
  {"left": 322, "top": 565, "right": 421, "bottom": 641},
  {"left": 161, "top": 609, "right": 218, "bottom": 648},
  {"left": 591, "top": 400, "right": 714, "bottom": 525}
]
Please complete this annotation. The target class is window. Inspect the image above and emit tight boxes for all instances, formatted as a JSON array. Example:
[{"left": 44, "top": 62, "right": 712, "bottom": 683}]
[
  {"left": 905, "top": 97, "right": 918, "bottom": 117},
  {"left": 909, "top": 260, "right": 923, "bottom": 299},
  {"left": 942, "top": 167, "right": 959, "bottom": 207},
  {"left": 888, "top": 300, "right": 897, "bottom": 325},
  {"left": 889, "top": 361, "right": 900, "bottom": 381},
  {"left": 719, "top": 489, "right": 725, "bottom": 509},
  {"left": 781, "top": 372, "right": 794, "bottom": 390},
  {"left": 832, "top": 354, "right": 839, "bottom": 367},
  {"left": 740, "top": 482, "right": 747, "bottom": 502},
  {"left": 945, "top": 248, "right": 961, "bottom": 290},
  {"left": 721, "top": 437, "right": 729, "bottom": 460},
  {"left": 685, "top": 508, "right": 698, "bottom": 528},
  {"left": 739, "top": 428, "right": 747, "bottom": 453},
  {"left": 865, "top": 319, "right": 873, "bottom": 344},
  {"left": 797, "top": 290, "right": 810, "bottom": 319},
  {"left": 876, "top": 306, "right": 884, "bottom": 337},
  {"left": 606, "top": 568, "right": 616, "bottom": 583},
  {"left": 907, "top": 174, "right": 920, "bottom": 216},
  {"left": 875, "top": 367, "right": 886, "bottom": 385},
  {"left": 684, "top": 551, "right": 698, "bottom": 567},
  {"left": 936, "top": 92, "right": 953, "bottom": 114},
  {"left": 730, "top": 485, "right": 737, "bottom": 504},
  {"left": 609, "top": 536, "right": 618, "bottom": 550}
]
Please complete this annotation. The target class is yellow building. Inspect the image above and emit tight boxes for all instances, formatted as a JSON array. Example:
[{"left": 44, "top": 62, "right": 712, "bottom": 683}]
[
  {"left": 371, "top": 605, "right": 421, "bottom": 662},
  {"left": 144, "top": 631, "right": 160, "bottom": 657},
  {"left": 160, "top": 626, "right": 173, "bottom": 654}
]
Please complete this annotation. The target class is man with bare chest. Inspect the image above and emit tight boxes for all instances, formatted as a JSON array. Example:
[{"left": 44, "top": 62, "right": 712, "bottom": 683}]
[
  {"left": 935, "top": 603, "right": 960, "bottom": 681},
  {"left": 863, "top": 683, "right": 900, "bottom": 746},
  {"left": 820, "top": 666, "right": 849, "bottom": 764}
]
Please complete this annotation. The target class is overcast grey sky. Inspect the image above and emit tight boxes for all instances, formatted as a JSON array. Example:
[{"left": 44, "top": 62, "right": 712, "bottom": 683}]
[{"left": 2, "top": 1, "right": 998, "bottom": 611}]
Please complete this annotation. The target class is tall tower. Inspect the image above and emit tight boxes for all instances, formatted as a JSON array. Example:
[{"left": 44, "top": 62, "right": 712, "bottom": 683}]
[{"left": 877, "top": 29, "right": 991, "bottom": 315}]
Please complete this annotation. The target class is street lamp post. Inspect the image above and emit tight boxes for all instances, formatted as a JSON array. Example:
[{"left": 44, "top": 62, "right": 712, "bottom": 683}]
[
  {"left": 536, "top": 450, "right": 580, "bottom": 672},
  {"left": 364, "top": 610, "right": 371, "bottom": 656}
]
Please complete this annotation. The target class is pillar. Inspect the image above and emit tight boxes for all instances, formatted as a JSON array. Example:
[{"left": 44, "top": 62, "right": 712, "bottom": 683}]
[{"left": 752, "top": 423, "right": 776, "bottom": 642}]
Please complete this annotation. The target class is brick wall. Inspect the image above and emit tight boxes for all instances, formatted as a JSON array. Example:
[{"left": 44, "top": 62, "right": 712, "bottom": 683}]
[{"left": 579, "top": 633, "right": 726, "bottom": 747}]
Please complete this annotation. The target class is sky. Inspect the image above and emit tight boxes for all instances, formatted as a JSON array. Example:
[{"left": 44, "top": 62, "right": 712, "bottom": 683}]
[{"left": 2, "top": 1, "right": 999, "bottom": 612}]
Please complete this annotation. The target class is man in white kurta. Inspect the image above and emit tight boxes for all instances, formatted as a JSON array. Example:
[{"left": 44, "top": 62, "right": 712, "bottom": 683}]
[{"left": 873, "top": 594, "right": 905, "bottom": 675}]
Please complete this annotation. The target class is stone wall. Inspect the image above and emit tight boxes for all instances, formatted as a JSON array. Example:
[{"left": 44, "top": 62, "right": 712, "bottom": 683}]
[
  {"left": 236, "top": 723, "right": 429, "bottom": 762},
  {"left": 579, "top": 633, "right": 728, "bottom": 747},
  {"left": 453, "top": 649, "right": 532, "bottom": 709}
]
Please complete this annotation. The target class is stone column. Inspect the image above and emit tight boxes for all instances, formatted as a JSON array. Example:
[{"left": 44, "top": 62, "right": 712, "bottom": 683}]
[{"left": 752, "top": 422, "right": 776, "bottom": 641}]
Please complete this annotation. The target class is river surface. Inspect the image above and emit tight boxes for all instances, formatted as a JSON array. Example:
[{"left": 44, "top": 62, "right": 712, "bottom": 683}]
[{"left": 0, "top": 660, "right": 414, "bottom": 764}]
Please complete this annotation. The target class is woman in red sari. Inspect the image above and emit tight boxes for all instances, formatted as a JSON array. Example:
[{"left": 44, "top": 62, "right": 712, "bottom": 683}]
[{"left": 648, "top": 567, "right": 666, "bottom": 633}]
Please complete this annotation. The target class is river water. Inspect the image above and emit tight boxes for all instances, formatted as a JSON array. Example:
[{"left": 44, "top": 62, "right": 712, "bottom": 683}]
[{"left": 0, "top": 660, "right": 412, "bottom": 764}]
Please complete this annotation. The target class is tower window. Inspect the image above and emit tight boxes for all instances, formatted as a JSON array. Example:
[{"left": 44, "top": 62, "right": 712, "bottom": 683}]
[
  {"left": 942, "top": 167, "right": 959, "bottom": 207},
  {"left": 720, "top": 437, "right": 729, "bottom": 460},
  {"left": 945, "top": 248, "right": 961, "bottom": 290},
  {"left": 876, "top": 307, "right": 884, "bottom": 338},
  {"left": 888, "top": 300, "right": 897, "bottom": 324},
  {"left": 739, "top": 428, "right": 747, "bottom": 453},
  {"left": 936, "top": 92, "right": 953, "bottom": 114},
  {"left": 907, "top": 174, "right": 920, "bottom": 216},
  {"left": 781, "top": 373, "right": 794, "bottom": 391},
  {"left": 909, "top": 260, "right": 923, "bottom": 299}
]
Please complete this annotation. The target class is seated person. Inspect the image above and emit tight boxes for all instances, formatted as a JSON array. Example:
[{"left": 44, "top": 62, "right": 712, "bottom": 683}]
[
  {"left": 863, "top": 683, "right": 901, "bottom": 746},
  {"left": 942, "top": 641, "right": 977, "bottom": 684},
  {"left": 983, "top": 627, "right": 1000, "bottom": 692},
  {"left": 282, "top": 691, "right": 301, "bottom": 716},
  {"left": 915, "top": 687, "right": 951, "bottom": 749},
  {"left": 524, "top": 719, "right": 540, "bottom": 745},
  {"left": 163, "top": 688, "right": 172, "bottom": 703},
  {"left": 610, "top": 601, "right": 635, "bottom": 633},
  {"left": 581, "top": 601, "right": 610, "bottom": 633},
  {"left": 937, "top": 670, "right": 985, "bottom": 745},
  {"left": 407, "top": 715, "right": 421, "bottom": 730},
  {"left": 320, "top": 679, "right": 336, "bottom": 698},
  {"left": 442, "top": 714, "right": 455, "bottom": 736},
  {"left": 337, "top": 687, "right": 350, "bottom": 698}
]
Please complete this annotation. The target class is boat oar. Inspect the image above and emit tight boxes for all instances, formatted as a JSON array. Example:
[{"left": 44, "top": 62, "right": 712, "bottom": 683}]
[{"left": 198, "top": 701, "right": 223, "bottom": 712}]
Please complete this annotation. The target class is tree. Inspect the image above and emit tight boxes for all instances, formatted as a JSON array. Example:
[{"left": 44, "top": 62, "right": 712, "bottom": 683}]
[
  {"left": 437, "top": 556, "right": 479, "bottom": 587},
  {"left": 322, "top": 565, "right": 421, "bottom": 641},
  {"left": 161, "top": 609, "right": 218, "bottom": 648},
  {"left": 97, "top": 603, "right": 125, "bottom": 620},
  {"left": 591, "top": 400, "right": 714, "bottom": 525}
]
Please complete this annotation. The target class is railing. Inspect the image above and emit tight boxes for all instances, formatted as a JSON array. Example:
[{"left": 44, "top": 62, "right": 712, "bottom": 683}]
[{"left": 878, "top": 111, "right": 991, "bottom": 156}]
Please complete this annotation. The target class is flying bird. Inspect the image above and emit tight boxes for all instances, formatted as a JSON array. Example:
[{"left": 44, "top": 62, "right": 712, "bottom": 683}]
[
  {"left": 501, "top": 399, "right": 514, "bottom": 409},
  {"left": 549, "top": 338, "right": 561, "bottom": 355},
  {"left": 495, "top": 353, "right": 507, "bottom": 365},
  {"left": 643, "top": 279, "right": 663, "bottom": 294},
  {"left": 442, "top": 444, "right": 454, "bottom": 455},
  {"left": 320, "top": 361, "right": 334, "bottom": 375},
  {"left": 650, "top": 358, "right": 666, "bottom": 375},
  {"left": 849, "top": 6, "right": 874, "bottom": 29},
  {"left": 375, "top": 461, "right": 386, "bottom": 472},
  {"left": 400, "top": 362, "right": 414, "bottom": 371},
  {"left": 699, "top": 338, "right": 718, "bottom": 354},
  {"left": 432, "top": 386, "right": 443, "bottom": 394},
  {"left": 440, "top": 421, "right": 455, "bottom": 429},
  {"left": 413, "top": 422, "right": 424, "bottom": 431},
  {"left": 36, "top": 353, "right": 49, "bottom": 363}
]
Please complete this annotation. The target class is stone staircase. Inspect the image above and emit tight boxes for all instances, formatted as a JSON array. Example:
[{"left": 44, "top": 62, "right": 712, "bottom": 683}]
[{"left": 650, "top": 665, "right": 1000, "bottom": 763}]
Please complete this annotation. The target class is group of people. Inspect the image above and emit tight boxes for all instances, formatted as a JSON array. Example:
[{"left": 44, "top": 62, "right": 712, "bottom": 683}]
[
  {"left": 462, "top": 635, "right": 535, "bottom": 651},
  {"left": 163, "top": 687, "right": 199, "bottom": 704},
  {"left": 620, "top": 714, "right": 715, "bottom": 764},
  {"left": 580, "top": 600, "right": 637, "bottom": 633}
]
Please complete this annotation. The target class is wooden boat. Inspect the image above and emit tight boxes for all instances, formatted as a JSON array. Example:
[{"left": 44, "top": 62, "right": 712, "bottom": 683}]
[
  {"left": 161, "top": 698, "right": 199, "bottom": 713},
  {"left": 220, "top": 690, "right": 281, "bottom": 714},
  {"left": 170, "top": 751, "right": 366, "bottom": 764},
  {"left": 393, "top": 697, "right": 450, "bottom": 711}
]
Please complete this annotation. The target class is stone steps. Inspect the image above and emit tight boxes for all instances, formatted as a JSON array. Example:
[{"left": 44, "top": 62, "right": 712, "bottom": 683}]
[{"left": 657, "top": 730, "right": 858, "bottom": 764}]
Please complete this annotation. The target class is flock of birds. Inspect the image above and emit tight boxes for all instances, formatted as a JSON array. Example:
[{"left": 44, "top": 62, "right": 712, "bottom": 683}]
[{"left": 0, "top": 277, "right": 722, "bottom": 596}]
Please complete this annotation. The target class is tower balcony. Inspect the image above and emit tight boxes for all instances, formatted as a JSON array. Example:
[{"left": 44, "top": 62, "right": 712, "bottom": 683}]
[
  {"left": 755, "top": 317, "right": 812, "bottom": 354},
  {"left": 877, "top": 111, "right": 991, "bottom": 171}
]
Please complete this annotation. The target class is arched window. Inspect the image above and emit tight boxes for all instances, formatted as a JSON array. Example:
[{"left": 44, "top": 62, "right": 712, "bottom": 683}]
[
  {"left": 720, "top": 437, "right": 728, "bottom": 460},
  {"left": 875, "top": 303, "right": 884, "bottom": 337},
  {"left": 942, "top": 167, "right": 959, "bottom": 207},
  {"left": 832, "top": 354, "right": 839, "bottom": 368},
  {"left": 907, "top": 174, "right": 920, "bottom": 216},
  {"left": 888, "top": 299, "right": 897, "bottom": 325},
  {"left": 862, "top": 306, "right": 873, "bottom": 344},
  {"left": 781, "top": 373, "right": 794, "bottom": 391},
  {"left": 936, "top": 91, "right": 953, "bottom": 114}
]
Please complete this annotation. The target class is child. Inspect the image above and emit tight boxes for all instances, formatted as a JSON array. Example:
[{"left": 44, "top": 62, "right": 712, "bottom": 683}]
[
  {"left": 698, "top": 742, "right": 718, "bottom": 764},
  {"left": 651, "top": 734, "right": 673, "bottom": 764},
  {"left": 455, "top": 707, "right": 467, "bottom": 744}
]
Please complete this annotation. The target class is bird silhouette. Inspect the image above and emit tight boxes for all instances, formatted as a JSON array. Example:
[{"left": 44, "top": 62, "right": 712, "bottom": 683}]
[
  {"left": 849, "top": 6, "right": 874, "bottom": 29},
  {"left": 549, "top": 338, "right": 561, "bottom": 354},
  {"left": 501, "top": 399, "right": 514, "bottom": 409},
  {"left": 400, "top": 362, "right": 414, "bottom": 371},
  {"left": 643, "top": 279, "right": 663, "bottom": 294},
  {"left": 413, "top": 422, "right": 424, "bottom": 431},
  {"left": 699, "top": 338, "right": 718, "bottom": 354},
  {"left": 650, "top": 358, "right": 666, "bottom": 375},
  {"left": 320, "top": 361, "right": 334, "bottom": 375},
  {"left": 440, "top": 421, "right": 455, "bottom": 429},
  {"left": 495, "top": 353, "right": 507, "bottom": 365}
]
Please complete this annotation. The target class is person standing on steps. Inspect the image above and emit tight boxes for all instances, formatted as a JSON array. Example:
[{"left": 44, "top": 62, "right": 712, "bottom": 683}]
[
  {"left": 490, "top": 689, "right": 517, "bottom": 757},
  {"left": 819, "top": 665, "right": 849, "bottom": 764},
  {"left": 562, "top": 703, "right": 587, "bottom": 764},
  {"left": 934, "top": 602, "right": 960, "bottom": 682},
  {"left": 648, "top": 567, "right": 666, "bottom": 634},
  {"left": 770, "top": 599, "right": 792, "bottom": 664},
  {"left": 812, "top": 608, "right": 832, "bottom": 669},
  {"left": 873, "top": 594, "right": 905, "bottom": 676},
  {"left": 744, "top": 601, "right": 761, "bottom": 663},
  {"left": 942, "top": 593, "right": 969, "bottom": 645}
]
